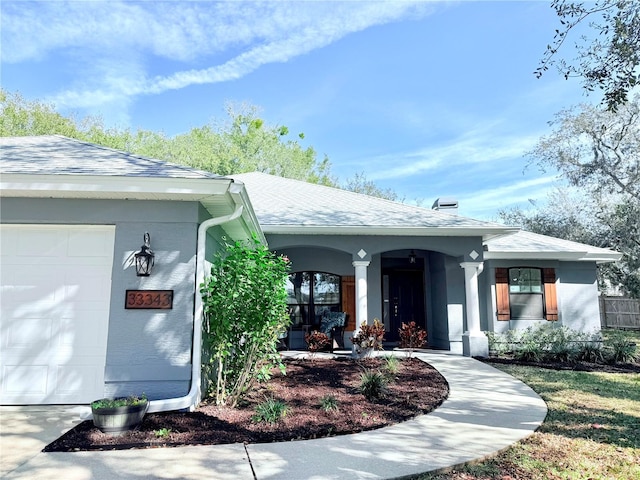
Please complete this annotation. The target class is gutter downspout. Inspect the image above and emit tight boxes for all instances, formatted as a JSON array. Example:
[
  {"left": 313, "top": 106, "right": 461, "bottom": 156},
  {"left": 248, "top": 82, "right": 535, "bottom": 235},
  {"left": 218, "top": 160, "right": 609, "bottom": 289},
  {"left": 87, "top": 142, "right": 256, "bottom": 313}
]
[{"left": 148, "top": 200, "right": 244, "bottom": 413}]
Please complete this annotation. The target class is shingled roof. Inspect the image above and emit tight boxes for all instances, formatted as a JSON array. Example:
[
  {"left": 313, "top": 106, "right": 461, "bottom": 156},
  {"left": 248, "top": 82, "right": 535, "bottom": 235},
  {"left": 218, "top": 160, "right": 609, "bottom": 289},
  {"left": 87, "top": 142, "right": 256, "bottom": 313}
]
[
  {"left": 232, "top": 172, "right": 517, "bottom": 238},
  {"left": 484, "top": 230, "right": 621, "bottom": 263},
  {"left": 0, "top": 135, "right": 220, "bottom": 179}
]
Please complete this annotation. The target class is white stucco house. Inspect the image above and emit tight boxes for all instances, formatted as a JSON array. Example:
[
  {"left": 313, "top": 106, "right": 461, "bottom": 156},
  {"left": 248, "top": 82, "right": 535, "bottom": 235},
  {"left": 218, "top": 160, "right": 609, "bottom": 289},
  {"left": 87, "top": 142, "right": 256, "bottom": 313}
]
[{"left": 0, "top": 135, "right": 621, "bottom": 408}]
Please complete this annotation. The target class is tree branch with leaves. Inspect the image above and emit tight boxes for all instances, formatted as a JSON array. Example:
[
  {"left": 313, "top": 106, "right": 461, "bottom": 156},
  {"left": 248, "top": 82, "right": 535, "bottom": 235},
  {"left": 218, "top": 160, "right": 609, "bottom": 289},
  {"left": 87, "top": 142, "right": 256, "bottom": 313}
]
[{"left": 537, "top": 0, "right": 640, "bottom": 111}]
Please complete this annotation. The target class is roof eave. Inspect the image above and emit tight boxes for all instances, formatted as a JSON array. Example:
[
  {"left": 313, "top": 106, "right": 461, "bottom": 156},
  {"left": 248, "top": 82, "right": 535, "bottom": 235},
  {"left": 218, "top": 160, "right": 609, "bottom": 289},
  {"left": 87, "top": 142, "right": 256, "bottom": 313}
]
[
  {"left": 0, "top": 172, "right": 268, "bottom": 242},
  {"left": 484, "top": 252, "right": 622, "bottom": 263},
  {"left": 0, "top": 173, "right": 231, "bottom": 198},
  {"left": 261, "top": 225, "right": 519, "bottom": 239}
]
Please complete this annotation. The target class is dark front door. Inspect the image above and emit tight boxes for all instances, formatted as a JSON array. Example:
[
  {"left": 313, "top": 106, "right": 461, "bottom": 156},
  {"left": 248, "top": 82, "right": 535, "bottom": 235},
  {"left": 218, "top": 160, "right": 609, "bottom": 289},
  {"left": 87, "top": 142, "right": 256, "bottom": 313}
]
[{"left": 383, "top": 269, "right": 426, "bottom": 342}]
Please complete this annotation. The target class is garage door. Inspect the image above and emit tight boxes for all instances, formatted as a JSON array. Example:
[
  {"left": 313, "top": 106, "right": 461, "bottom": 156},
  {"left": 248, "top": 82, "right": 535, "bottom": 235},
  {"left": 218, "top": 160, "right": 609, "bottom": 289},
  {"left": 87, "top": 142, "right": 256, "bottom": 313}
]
[{"left": 1, "top": 225, "right": 115, "bottom": 404}]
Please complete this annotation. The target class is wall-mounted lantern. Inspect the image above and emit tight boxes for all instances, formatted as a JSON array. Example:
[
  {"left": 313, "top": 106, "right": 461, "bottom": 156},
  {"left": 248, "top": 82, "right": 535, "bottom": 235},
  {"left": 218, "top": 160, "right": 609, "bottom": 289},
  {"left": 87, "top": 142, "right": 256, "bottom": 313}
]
[
  {"left": 134, "top": 232, "right": 155, "bottom": 276},
  {"left": 409, "top": 250, "right": 417, "bottom": 264}
]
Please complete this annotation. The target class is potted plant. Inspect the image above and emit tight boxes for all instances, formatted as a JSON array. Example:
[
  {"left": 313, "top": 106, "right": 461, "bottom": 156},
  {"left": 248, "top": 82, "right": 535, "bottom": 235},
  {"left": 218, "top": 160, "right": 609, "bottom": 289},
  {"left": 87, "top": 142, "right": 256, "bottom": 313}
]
[
  {"left": 305, "top": 330, "right": 331, "bottom": 354},
  {"left": 91, "top": 394, "right": 148, "bottom": 435},
  {"left": 350, "top": 318, "right": 385, "bottom": 358}
]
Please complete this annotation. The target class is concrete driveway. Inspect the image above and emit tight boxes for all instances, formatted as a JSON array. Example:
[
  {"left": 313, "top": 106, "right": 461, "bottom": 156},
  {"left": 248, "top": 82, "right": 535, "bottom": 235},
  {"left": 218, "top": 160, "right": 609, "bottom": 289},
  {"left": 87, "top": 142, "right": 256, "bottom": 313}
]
[{"left": 0, "top": 405, "right": 90, "bottom": 476}]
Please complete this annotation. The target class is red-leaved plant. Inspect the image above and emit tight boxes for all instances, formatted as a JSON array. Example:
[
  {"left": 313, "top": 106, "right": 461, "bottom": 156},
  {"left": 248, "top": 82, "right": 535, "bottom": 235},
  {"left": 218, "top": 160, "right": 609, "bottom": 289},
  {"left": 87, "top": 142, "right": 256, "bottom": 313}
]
[
  {"left": 398, "top": 321, "right": 427, "bottom": 357},
  {"left": 305, "top": 330, "right": 331, "bottom": 353},
  {"left": 350, "top": 318, "right": 386, "bottom": 354}
]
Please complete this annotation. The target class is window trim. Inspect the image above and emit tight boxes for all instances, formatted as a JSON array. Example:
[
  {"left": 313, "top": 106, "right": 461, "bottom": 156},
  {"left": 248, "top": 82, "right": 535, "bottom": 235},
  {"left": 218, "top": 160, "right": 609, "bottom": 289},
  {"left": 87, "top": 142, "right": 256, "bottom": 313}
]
[{"left": 495, "top": 267, "right": 558, "bottom": 321}]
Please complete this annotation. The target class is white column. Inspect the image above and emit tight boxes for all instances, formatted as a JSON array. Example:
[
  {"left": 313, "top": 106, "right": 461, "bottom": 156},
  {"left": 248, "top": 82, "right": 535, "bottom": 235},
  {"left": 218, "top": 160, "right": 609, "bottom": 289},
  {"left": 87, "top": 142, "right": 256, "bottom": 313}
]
[
  {"left": 460, "top": 261, "right": 488, "bottom": 357},
  {"left": 460, "top": 262, "right": 483, "bottom": 334},
  {"left": 352, "top": 260, "right": 370, "bottom": 329}
]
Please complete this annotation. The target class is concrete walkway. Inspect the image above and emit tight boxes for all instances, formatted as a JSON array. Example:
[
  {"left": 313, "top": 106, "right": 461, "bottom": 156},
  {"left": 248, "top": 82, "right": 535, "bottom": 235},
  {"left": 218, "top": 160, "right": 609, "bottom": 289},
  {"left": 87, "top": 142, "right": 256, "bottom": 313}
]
[{"left": 2, "top": 351, "right": 547, "bottom": 479}]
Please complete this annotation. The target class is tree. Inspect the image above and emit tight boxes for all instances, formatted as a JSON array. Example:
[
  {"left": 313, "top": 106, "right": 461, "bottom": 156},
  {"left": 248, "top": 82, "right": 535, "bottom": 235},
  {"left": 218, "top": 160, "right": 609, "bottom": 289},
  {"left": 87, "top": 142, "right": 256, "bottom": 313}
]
[
  {"left": 506, "top": 97, "right": 640, "bottom": 297},
  {"left": 537, "top": 0, "right": 640, "bottom": 111},
  {"left": 0, "top": 90, "right": 83, "bottom": 137},
  {"left": 342, "top": 171, "right": 402, "bottom": 201},
  {"left": 530, "top": 96, "right": 640, "bottom": 201},
  {"left": 200, "top": 237, "right": 290, "bottom": 406},
  {"left": 500, "top": 192, "right": 639, "bottom": 298},
  {"left": 1, "top": 89, "right": 401, "bottom": 199}
]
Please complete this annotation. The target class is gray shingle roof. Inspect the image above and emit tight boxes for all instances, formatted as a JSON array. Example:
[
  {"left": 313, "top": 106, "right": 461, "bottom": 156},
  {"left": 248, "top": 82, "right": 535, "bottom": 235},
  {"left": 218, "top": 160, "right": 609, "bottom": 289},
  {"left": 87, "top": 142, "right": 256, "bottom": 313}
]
[
  {"left": 0, "top": 135, "right": 221, "bottom": 179},
  {"left": 232, "top": 172, "right": 515, "bottom": 234},
  {"left": 484, "top": 230, "right": 621, "bottom": 262}
]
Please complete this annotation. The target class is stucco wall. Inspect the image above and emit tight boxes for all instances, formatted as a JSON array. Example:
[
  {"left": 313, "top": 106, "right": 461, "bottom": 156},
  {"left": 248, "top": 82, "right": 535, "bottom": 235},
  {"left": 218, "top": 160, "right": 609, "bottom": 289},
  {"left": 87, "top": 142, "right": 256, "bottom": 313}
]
[
  {"left": 1, "top": 197, "right": 215, "bottom": 400},
  {"left": 483, "top": 260, "right": 601, "bottom": 335},
  {"left": 265, "top": 234, "right": 477, "bottom": 353}
]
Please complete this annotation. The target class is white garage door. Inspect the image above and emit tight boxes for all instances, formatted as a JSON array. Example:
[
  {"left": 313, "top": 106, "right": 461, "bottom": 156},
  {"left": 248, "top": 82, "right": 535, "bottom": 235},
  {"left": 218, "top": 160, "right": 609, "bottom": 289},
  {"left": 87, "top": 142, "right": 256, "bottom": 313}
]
[{"left": 1, "top": 225, "right": 115, "bottom": 404}]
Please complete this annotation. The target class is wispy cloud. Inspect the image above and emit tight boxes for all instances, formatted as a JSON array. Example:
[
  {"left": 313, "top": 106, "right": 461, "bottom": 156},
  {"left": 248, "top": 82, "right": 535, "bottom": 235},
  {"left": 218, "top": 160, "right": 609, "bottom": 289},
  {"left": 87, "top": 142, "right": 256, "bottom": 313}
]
[
  {"left": 1, "top": 1, "right": 437, "bottom": 111},
  {"left": 365, "top": 128, "right": 541, "bottom": 180}
]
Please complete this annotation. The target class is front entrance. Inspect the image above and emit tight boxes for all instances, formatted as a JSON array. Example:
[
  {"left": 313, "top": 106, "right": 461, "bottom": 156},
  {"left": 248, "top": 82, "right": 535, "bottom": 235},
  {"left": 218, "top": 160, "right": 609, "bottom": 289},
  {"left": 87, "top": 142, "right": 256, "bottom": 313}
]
[{"left": 382, "top": 264, "right": 426, "bottom": 342}]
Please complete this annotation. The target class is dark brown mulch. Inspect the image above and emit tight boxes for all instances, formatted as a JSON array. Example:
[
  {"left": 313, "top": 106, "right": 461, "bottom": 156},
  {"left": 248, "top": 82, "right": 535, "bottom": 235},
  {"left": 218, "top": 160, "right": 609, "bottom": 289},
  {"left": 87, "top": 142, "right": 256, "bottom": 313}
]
[
  {"left": 44, "top": 356, "right": 449, "bottom": 452},
  {"left": 480, "top": 356, "right": 640, "bottom": 373}
]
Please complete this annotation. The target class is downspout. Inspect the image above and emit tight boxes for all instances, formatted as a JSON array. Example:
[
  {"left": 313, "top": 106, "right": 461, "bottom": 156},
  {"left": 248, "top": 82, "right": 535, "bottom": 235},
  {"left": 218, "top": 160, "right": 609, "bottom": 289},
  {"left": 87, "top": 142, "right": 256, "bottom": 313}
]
[{"left": 148, "top": 198, "right": 244, "bottom": 413}]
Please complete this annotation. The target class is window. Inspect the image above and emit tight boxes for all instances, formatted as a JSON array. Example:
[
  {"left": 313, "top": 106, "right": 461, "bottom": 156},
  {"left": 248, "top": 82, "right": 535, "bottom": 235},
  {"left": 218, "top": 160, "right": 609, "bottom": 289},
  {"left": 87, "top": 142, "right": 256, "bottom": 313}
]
[
  {"left": 286, "top": 272, "right": 341, "bottom": 329},
  {"left": 495, "top": 267, "right": 558, "bottom": 321},
  {"left": 509, "top": 268, "right": 543, "bottom": 319}
]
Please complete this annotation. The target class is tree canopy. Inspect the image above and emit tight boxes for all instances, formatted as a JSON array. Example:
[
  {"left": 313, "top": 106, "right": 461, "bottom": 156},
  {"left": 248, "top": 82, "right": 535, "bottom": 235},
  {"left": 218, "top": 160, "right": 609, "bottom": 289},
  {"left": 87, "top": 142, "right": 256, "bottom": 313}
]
[
  {"left": 1, "top": 89, "right": 403, "bottom": 199},
  {"left": 537, "top": 0, "right": 640, "bottom": 111},
  {"left": 502, "top": 96, "right": 640, "bottom": 297}
]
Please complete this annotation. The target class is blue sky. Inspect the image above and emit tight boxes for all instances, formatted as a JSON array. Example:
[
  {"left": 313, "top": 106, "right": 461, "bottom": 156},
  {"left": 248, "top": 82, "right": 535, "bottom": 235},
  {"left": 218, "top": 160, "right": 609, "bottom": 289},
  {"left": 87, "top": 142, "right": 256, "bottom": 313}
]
[{"left": 1, "top": 1, "right": 600, "bottom": 219}]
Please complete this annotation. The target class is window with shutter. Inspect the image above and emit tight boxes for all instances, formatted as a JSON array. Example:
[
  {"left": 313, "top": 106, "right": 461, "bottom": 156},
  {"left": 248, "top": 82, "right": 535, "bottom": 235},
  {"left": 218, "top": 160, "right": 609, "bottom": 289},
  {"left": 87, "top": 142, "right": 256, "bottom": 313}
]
[{"left": 495, "top": 267, "right": 558, "bottom": 321}]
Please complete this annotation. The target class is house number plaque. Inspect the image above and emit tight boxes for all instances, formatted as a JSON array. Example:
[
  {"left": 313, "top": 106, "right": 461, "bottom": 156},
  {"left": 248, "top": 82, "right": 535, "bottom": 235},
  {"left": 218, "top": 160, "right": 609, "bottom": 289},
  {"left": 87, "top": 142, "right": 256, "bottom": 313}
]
[{"left": 125, "top": 290, "right": 173, "bottom": 309}]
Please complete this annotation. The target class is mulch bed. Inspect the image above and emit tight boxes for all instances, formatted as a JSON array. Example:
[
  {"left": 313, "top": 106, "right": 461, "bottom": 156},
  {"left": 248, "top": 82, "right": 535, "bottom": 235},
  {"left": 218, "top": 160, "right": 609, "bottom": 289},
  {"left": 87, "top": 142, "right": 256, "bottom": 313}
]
[
  {"left": 44, "top": 356, "right": 449, "bottom": 452},
  {"left": 480, "top": 356, "right": 640, "bottom": 373}
]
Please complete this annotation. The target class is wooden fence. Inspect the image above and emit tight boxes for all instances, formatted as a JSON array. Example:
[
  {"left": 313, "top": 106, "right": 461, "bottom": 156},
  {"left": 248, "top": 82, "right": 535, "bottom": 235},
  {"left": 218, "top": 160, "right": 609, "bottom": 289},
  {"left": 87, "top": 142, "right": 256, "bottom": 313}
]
[{"left": 600, "top": 296, "right": 640, "bottom": 330}]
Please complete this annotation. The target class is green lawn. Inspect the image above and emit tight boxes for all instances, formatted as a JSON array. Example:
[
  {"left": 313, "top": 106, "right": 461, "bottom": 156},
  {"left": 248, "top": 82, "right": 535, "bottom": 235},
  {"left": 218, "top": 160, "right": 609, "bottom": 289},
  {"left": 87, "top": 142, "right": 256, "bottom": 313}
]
[{"left": 417, "top": 343, "right": 640, "bottom": 479}]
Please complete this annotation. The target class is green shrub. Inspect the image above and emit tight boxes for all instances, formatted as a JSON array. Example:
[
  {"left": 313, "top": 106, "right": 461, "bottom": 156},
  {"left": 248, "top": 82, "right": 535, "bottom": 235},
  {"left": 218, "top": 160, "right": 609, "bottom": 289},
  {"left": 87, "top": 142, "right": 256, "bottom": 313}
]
[
  {"left": 575, "top": 341, "right": 605, "bottom": 363},
  {"left": 91, "top": 394, "right": 147, "bottom": 409},
  {"left": 605, "top": 331, "right": 638, "bottom": 364},
  {"left": 154, "top": 428, "right": 171, "bottom": 438},
  {"left": 252, "top": 397, "right": 288, "bottom": 424},
  {"left": 201, "top": 236, "right": 291, "bottom": 407},
  {"left": 319, "top": 394, "right": 339, "bottom": 413},
  {"left": 359, "top": 370, "right": 388, "bottom": 400},
  {"left": 514, "top": 341, "right": 544, "bottom": 362},
  {"left": 383, "top": 355, "right": 400, "bottom": 376}
]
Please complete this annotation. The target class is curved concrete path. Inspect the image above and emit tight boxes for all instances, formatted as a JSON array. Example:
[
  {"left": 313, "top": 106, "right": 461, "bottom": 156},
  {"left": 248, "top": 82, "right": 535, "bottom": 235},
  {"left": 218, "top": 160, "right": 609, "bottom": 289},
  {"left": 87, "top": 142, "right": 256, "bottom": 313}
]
[{"left": 2, "top": 351, "right": 546, "bottom": 480}]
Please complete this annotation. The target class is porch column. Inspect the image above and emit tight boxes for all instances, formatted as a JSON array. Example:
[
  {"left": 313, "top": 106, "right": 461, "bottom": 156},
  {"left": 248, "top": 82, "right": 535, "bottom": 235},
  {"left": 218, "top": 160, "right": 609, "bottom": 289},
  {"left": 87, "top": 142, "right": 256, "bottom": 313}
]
[
  {"left": 352, "top": 260, "right": 370, "bottom": 330},
  {"left": 460, "top": 261, "right": 488, "bottom": 357}
]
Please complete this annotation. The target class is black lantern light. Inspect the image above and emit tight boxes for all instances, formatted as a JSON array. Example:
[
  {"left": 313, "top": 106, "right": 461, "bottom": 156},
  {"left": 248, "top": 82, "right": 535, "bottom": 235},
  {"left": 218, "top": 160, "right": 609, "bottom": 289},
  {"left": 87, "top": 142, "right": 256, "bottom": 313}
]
[
  {"left": 134, "top": 232, "right": 155, "bottom": 276},
  {"left": 409, "top": 250, "right": 417, "bottom": 264}
]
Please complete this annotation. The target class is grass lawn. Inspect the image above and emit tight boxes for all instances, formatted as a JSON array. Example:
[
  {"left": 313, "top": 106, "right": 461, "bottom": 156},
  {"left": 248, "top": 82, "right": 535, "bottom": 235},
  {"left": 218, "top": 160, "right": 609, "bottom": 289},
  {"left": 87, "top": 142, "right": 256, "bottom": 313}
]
[{"left": 419, "top": 329, "right": 640, "bottom": 480}]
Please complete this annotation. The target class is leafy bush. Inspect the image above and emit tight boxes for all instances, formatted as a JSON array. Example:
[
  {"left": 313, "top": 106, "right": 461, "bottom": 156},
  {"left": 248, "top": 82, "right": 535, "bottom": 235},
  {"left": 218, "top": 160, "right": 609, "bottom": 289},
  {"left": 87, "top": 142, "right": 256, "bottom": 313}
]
[
  {"left": 398, "top": 321, "right": 427, "bottom": 357},
  {"left": 319, "top": 394, "right": 339, "bottom": 413},
  {"left": 489, "top": 324, "right": 607, "bottom": 364},
  {"left": 350, "top": 318, "right": 385, "bottom": 353},
  {"left": 305, "top": 330, "right": 331, "bottom": 353},
  {"left": 575, "top": 341, "right": 606, "bottom": 363},
  {"left": 91, "top": 394, "right": 147, "bottom": 409},
  {"left": 252, "top": 397, "right": 288, "bottom": 424},
  {"left": 513, "top": 341, "right": 544, "bottom": 362},
  {"left": 605, "top": 331, "right": 638, "bottom": 364},
  {"left": 201, "top": 236, "right": 291, "bottom": 407},
  {"left": 359, "top": 369, "right": 389, "bottom": 401}
]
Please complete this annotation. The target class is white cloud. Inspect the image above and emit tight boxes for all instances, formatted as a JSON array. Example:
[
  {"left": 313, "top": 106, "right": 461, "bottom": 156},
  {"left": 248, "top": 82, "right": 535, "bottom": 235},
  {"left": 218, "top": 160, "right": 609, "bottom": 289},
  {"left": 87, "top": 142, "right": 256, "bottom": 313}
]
[
  {"left": 365, "top": 130, "right": 541, "bottom": 181},
  {"left": 1, "top": 1, "right": 439, "bottom": 111}
]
